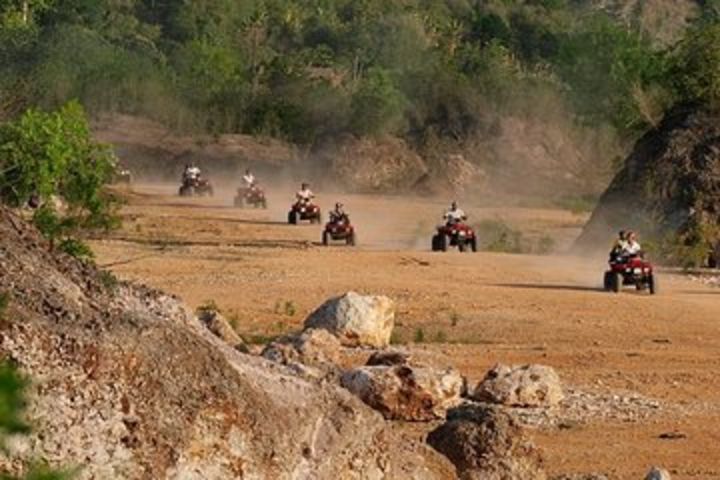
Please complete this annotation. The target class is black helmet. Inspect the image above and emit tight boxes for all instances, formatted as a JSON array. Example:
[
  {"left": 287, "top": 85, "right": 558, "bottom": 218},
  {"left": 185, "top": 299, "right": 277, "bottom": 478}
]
[
  {"left": 618, "top": 230, "right": 626, "bottom": 239},
  {"left": 302, "top": 182, "right": 309, "bottom": 189},
  {"left": 335, "top": 202, "right": 343, "bottom": 209},
  {"left": 451, "top": 201, "right": 458, "bottom": 209}
]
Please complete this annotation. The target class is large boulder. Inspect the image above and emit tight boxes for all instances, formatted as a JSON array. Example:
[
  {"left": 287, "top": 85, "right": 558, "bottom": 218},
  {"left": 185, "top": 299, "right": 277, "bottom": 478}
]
[
  {"left": 0, "top": 207, "right": 454, "bottom": 479},
  {"left": 340, "top": 365, "right": 464, "bottom": 421},
  {"left": 471, "top": 364, "right": 564, "bottom": 408},
  {"left": 304, "top": 291, "right": 395, "bottom": 348},
  {"left": 576, "top": 105, "right": 720, "bottom": 260},
  {"left": 645, "top": 467, "right": 672, "bottom": 480},
  {"left": 428, "top": 404, "right": 547, "bottom": 480}
]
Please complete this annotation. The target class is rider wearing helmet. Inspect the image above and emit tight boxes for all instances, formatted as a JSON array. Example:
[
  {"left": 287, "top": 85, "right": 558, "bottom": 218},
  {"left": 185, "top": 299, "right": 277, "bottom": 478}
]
[
  {"left": 329, "top": 202, "right": 348, "bottom": 223},
  {"left": 296, "top": 182, "right": 314, "bottom": 205},
  {"left": 444, "top": 201, "right": 466, "bottom": 226},
  {"left": 183, "top": 163, "right": 201, "bottom": 182}
]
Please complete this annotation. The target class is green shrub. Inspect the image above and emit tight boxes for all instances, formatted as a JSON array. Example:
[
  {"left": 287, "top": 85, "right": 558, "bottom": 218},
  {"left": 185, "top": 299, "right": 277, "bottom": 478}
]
[
  {"left": 413, "top": 327, "right": 425, "bottom": 343},
  {"left": 535, "top": 235, "right": 556, "bottom": 255},
  {"left": 0, "top": 292, "right": 8, "bottom": 319},
  {"left": 0, "top": 102, "right": 119, "bottom": 252},
  {"left": 477, "top": 219, "right": 525, "bottom": 253}
]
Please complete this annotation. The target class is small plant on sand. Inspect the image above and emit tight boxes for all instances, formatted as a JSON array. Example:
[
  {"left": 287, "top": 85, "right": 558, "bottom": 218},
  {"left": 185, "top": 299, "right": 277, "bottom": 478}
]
[
  {"left": 196, "top": 300, "right": 220, "bottom": 317},
  {"left": 433, "top": 330, "right": 448, "bottom": 343},
  {"left": 449, "top": 311, "right": 461, "bottom": 327},
  {"left": 274, "top": 300, "right": 297, "bottom": 317},
  {"left": 390, "top": 330, "right": 404, "bottom": 345},
  {"left": 414, "top": 327, "right": 425, "bottom": 344}
]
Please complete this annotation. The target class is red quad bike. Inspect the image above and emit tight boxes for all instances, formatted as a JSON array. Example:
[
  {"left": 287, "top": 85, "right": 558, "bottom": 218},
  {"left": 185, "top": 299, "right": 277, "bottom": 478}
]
[
  {"left": 288, "top": 201, "right": 322, "bottom": 224},
  {"left": 234, "top": 185, "right": 267, "bottom": 209},
  {"left": 432, "top": 222, "right": 478, "bottom": 252},
  {"left": 179, "top": 177, "right": 214, "bottom": 197},
  {"left": 603, "top": 255, "right": 657, "bottom": 294},
  {"left": 322, "top": 217, "right": 356, "bottom": 246}
]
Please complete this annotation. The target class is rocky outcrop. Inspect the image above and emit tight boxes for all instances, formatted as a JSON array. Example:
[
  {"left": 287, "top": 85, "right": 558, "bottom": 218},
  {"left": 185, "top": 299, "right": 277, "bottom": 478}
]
[
  {"left": 576, "top": 105, "right": 720, "bottom": 259},
  {"left": 304, "top": 291, "right": 396, "bottom": 348},
  {"left": 0, "top": 207, "right": 454, "bottom": 479},
  {"left": 428, "top": 404, "right": 547, "bottom": 480},
  {"left": 472, "top": 364, "right": 564, "bottom": 408},
  {"left": 340, "top": 365, "right": 464, "bottom": 421},
  {"left": 196, "top": 307, "right": 246, "bottom": 351},
  {"left": 261, "top": 328, "right": 342, "bottom": 377}
]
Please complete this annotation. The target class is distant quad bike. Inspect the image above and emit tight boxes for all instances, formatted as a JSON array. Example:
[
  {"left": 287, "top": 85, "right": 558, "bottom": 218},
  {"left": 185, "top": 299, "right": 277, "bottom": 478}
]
[
  {"left": 432, "top": 222, "right": 477, "bottom": 252},
  {"left": 603, "top": 255, "right": 657, "bottom": 294},
  {"left": 322, "top": 216, "right": 356, "bottom": 246},
  {"left": 113, "top": 168, "right": 133, "bottom": 185},
  {"left": 234, "top": 185, "right": 267, "bottom": 209},
  {"left": 288, "top": 201, "right": 322, "bottom": 225},
  {"left": 179, "top": 177, "right": 214, "bottom": 197}
]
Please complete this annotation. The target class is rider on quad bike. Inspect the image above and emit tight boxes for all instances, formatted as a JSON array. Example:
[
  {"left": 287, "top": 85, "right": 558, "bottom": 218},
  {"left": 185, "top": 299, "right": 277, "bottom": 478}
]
[
  {"left": 323, "top": 202, "right": 356, "bottom": 246},
  {"left": 288, "top": 183, "right": 321, "bottom": 224},
  {"left": 179, "top": 163, "right": 213, "bottom": 196},
  {"left": 444, "top": 201, "right": 466, "bottom": 226},
  {"left": 432, "top": 201, "right": 477, "bottom": 252},
  {"left": 604, "top": 231, "right": 656, "bottom": 294},
  {"left": 242, "top": 168, "right": 256, "bottom": 188}
]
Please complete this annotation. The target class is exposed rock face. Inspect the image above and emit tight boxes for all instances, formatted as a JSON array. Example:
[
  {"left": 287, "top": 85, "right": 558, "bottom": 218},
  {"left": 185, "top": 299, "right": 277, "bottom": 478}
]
[
  {"left": 327, "top": 136, "right": 429, "bottom": 193},
  {"left": 576, "top": 105, "right": 720, "bottom": 255},
  {"left": 340, "top": 365, "right": 464, "bottom": 421},
  {"left": 196, "top": 307, "right": 246, "bottom": 351},
  {"left": 304, "top": 291, "right": 396, "bottom": 348},
  {"left": 472, "top": 364, "right": 564, "bottom": 408},
  {"left": 366, "top": 350, "right": 410, "bottom": 367},
  {"left": 428, "top": 404, "right": 547, "bottom": 480},
  {"left": 261, "top": 328, "right": 342, "bottom": 377},
  {"left": 645, "top": 466, "right": 672, "bottom": 480},
  {"left": 0, "top": 207, "right": 454, "bottom": 479}
]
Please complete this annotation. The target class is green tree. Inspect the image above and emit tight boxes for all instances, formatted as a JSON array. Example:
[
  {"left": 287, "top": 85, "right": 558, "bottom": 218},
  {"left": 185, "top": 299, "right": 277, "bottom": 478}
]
[
  {"left": 350, "top": 67, "right": 406, "bottom": 136},
  {"left": 670, "top": 23, "right": 720, "bottom": 108}
]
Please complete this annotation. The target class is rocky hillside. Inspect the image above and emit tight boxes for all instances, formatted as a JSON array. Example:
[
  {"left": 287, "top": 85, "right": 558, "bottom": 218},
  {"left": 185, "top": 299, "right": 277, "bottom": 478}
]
[
  {"left": 0, "top": 207, "right": 453, "bottom": 479},
  {"left": 576, "top": 104, "right": 720, "bottom": 256}
]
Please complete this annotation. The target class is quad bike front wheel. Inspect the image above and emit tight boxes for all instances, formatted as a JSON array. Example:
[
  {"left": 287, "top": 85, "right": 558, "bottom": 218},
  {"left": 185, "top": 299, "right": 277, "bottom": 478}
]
[
  {"left": 347, "top": 232, "right": 356, "bottom": 246},
  {"left": 234, "top": 196, "right": 244, "bottom": 208},
  {"left": 288, "top": 211, "right": 298, "bottom": 225},
  {"left": 458, "top": 241, "right": 467, "bottom": 252},
  {"left": 603, "top": 271, "right": 612, "bottom": 291},
  {"left": 322, "top": 231, "right": 329, "bottom": 246},
  {"left": 611, "top": 272, "right": 622, "bottom": 293},
  {"left": 648, "top": 274, "right": 658, "bottom": 295},
  {"left": 470, "top": 237, "right": 477, "bottom": 252}
]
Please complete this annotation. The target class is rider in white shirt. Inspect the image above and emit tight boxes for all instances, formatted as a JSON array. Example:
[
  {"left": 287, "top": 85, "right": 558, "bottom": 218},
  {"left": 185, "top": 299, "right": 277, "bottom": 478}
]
[
  {"left": 443, "top": 201, "right": 466, "bottom": 225},
  {"left": 296, "top": 183, "right": 314, "bottom": 204},
  {"left": 242, "top": 169, "right": 256, "bottom": 188}
]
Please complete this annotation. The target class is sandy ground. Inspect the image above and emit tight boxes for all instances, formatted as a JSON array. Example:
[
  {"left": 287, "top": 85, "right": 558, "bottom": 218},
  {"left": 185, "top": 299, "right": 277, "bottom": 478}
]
[{"left": 90, "top": 183, "right": 720, "bottom": 480}]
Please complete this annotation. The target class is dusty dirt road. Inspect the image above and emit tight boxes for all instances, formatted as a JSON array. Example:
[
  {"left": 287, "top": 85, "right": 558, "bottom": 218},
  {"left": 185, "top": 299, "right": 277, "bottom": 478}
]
[{"left": 90, "top": 183, "right": 720, "bottom": 480}]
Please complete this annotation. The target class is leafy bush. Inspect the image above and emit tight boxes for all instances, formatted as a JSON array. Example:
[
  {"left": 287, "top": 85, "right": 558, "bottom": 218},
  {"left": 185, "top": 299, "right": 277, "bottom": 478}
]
[{"left": 0, "top": 101, "right": 119, "bottom": 249}]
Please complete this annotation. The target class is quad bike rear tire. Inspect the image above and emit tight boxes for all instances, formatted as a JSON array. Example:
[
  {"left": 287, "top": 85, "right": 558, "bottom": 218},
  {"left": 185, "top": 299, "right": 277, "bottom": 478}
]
[
  {"left": 431, "top": 235, "right": 440, "bottom": 252},
  {"left": 179, "top": 185, "right": 194, "bottom": 197},
  {"left": 611, "top": 272, "right": 622, "bottom": 293},
  {"left": 648, "top": 274, "right": 657, "bottom": 295},
  {"left": 288, "top": 211, "right": 298, "bottom": 225},
  {"left": 470, "top": 237, "right": 477, "bottom": 252},
  {"left": 347, "top": 232, "right": 356, "bottom": 246},
  {"left": 322, "top": 231, "right": 329, "bottom": 246},
  {"left": 234, "top": 196, "right": 244, "bottom": 208},
  {"left": 261, "top": 199, "right": 268, "bottom": 209}
]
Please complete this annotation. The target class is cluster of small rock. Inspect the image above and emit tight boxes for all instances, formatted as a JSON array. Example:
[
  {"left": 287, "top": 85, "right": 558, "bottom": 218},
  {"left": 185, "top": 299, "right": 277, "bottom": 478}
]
[{"left": 200, "top": 290, "right": 675, "bottom": 480}]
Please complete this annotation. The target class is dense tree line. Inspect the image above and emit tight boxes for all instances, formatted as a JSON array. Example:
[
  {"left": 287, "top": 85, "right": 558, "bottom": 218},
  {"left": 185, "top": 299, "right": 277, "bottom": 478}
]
[{"left": 1, "top": 0, "right": 719, "bottom": 147}]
